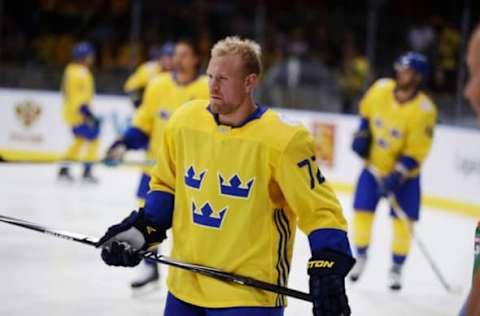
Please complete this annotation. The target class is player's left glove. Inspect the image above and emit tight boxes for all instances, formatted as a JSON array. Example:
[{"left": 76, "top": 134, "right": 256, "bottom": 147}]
[
  {"left": 97, "top": 209, "right": 166, "bottom": 267},
  {"left": 379, "top": 170, "right": 403, "bottom": 196},
  {"left": 79, "top": 104, "right": 100, "bottom": 129},
  {"left": 104, "top": 139, "right": 127, "bottom": 167},
  {"left": 378, "top": 156, "right": 418, "bottom": 196},
  {"left": 308, "top": 249, "right": 355, "bottom": 316}
]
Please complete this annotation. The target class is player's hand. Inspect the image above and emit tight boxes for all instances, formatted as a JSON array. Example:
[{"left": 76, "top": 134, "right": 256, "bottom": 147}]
[
  {"left": 379, "top": 171, "right": 403, "bottom": 196},
  {"left": 104, "top": 140, "right": 127, "bottom": 166},
  {"left": 97, "top": 209, "right": 166, "bottom": 267},
  {"left": 351, "top": 130, "right": 371, "bottom": 159},
  {"left": 308, "top": 249, "right": 355, "bottom": 316},
  {"left": 84, "top": 115, "right": 100, "bottom": 129}
]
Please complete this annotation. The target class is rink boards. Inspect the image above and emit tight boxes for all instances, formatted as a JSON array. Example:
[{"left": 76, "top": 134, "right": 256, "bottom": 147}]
[{"left": 0, "top": 87, "right": 479, "bottom": 217}]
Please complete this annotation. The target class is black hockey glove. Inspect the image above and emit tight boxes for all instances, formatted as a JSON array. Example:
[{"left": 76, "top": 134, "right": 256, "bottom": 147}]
[
  {"left": 97, "top": 209, "right": 166, "bottom": 267},
  {"left": 308, "top": 249, "right": 356, "bottom": 316},
  {"left": 104, "top": 139, "right": 127, "bottom": 167}
]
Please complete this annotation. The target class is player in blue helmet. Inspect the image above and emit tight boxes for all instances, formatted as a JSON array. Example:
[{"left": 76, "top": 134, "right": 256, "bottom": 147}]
[
  {"left": 394, "top": 52, "right": 429, "bottom": 77},
  {"left": 72, "top": 42, "right": 95, "bottom": 61},
  {"left": 123, "top": 41, "right": 175, "bottom": 109},
  {"left": 58, "top": 41, "right": 100, "bottom": 183},
  {"left": 349, "top": 51, "right": 437, "bottom": 291}
]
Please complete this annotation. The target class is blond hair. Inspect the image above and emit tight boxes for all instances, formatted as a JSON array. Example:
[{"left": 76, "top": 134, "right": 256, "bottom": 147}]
[{"left": 211, "top": 36, "right": 262, "bottom": 77}]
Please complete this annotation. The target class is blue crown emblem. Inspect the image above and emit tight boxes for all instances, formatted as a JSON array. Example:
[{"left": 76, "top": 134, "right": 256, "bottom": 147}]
[
  {"left": 185, "top": 166, "right": 206, "bottom": 189},
  {"left": 158, "top": 110, "right": 170, "bottom": 120},
  {"left": 218, "top": 174, "right": 254, "bottom": 198},
  {"left": 192, "top": 201, "right": 227, "bottom": 229}
]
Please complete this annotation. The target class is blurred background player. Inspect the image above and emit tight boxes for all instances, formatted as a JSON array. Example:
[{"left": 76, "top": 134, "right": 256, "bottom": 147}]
[
  {"left": 58, "top": 42, "right": 101, "bottom": 183},
  {"left": 123, "top": 42, "right": 175, "bottom": 108},
  {"left": 349, "top": 52, "right": 437, "bottom": 290},
  {"left": 104, "top": 39, "right": 209, "bottom": 289},
  {"left": 459, "top": 22, "right": 480, "bottom": 316},
  {"left": 98, "top": 35, "right": 354, "bottom": 316}
]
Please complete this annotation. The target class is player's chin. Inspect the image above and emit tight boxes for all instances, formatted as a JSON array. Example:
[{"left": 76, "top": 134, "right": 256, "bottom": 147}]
[{"left": 209, "top": 100, "right": 223, "bottom": 114}]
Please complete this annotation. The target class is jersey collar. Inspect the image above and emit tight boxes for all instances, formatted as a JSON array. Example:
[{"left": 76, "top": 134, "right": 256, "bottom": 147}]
[{"left": 207, "top": 105, "right": 268, "bottom": 128}]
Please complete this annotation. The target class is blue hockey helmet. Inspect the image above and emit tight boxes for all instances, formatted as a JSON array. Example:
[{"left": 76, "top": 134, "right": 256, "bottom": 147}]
[
  {"left": 394, "top": 52, "right": 429, "bottom": 77},
  {"left": 72, "top": 42, "right": 95, "bottom": 60},
  {"left": 150, "top": 41, "right": 175, "bottom": 59}
]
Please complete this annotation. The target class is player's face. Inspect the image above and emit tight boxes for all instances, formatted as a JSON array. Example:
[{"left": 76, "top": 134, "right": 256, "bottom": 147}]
[
  {"left": 84, "top": 54, "right": 95, "bottom": 68},
  {"left": 395, "top": 67, "right": 420, "bottom": 89},
  {"left": 206, "top": 54, "right": 253, "bottom": 115},
  {"left": 160, "top": 55, "right": 174, "bottom": 72},
  {"left": 173, "top": 43, "right": 198, "bottom": 73}
]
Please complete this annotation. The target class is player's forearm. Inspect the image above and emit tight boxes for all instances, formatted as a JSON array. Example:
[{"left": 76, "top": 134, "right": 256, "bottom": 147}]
[
  {"left": 308, "top": 228, "right": 352, "bottom": 256},
  {"left": 465, "top": 272, "right": 480, "bottom": 316},
  {"left": 143, "top": 190, "right": 174, "bottom": 231},
  {"left": 123, "top": 127, "right": 149, "bottom": 150}
]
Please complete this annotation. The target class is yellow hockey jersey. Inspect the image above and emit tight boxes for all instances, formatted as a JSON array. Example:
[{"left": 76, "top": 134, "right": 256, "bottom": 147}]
[
  {"left": 61, "top": 63, "right": 94, "bottom": 126},
  {"left": 360, "top": 78, "right": 437, "bottom": 176},
  {"left": 149, "top": 100, "right": 348, "bottom": 308},
  {"left": 132, "top": 72, "right": 209, "bottom": 170},
  {"left": 123, "top": 61, "right": 162, "bottom": 93}
]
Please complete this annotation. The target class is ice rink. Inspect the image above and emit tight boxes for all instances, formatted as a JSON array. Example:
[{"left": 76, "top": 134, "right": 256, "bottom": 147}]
[{"left": 0, "top": 164, "right": 476, "bottom": 316}]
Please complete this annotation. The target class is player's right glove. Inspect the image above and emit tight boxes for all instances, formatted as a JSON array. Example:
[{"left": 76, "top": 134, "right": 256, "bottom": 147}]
[
  {"left": 351, "top": 117, "right": 371, "bottom": 159},
  {"left": 104, "top": 139, "right": 127, "bottom": 166},
  {"left": 308, "top": 249, "right": 356, "bottom": 316},
  {"left": 97, "top": 209, "right": 166, "bottom": 267}
]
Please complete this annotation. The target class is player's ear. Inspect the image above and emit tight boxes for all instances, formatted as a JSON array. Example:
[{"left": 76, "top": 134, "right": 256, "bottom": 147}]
[{"left": 244, "top": 73, "right": 257, "bottom": 92}]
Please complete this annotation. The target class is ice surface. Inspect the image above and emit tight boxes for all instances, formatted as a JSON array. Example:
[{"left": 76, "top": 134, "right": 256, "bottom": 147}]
[{"left": 0, "top": 165, "right": 475, "bottom": 315}]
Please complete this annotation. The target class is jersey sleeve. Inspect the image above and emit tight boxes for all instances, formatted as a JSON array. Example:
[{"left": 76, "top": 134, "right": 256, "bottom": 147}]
[
  {"left": 148, "top": 120, "right": 177, "bottom": 195},
  {"left": 124, "top": 63, "right": 152, "bottom": 92},
  {"left": 131, "top": 78, "right": 158, "bottom": 135},
  {"left": 275, "top": 128, "right": 348, "bottom": 236},
  {"left": 402, "top": 101, "right": 437, "bottom": 164}
]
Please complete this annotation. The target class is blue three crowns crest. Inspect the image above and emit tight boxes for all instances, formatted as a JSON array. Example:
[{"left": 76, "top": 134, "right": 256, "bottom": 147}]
[{"left": 184, "top": 165, "right": 255, "bottom": 229}]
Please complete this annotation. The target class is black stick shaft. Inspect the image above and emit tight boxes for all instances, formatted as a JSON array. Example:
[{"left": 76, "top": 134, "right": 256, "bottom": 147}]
[{"left": 0, "top": 214, "right": 312, "bottom": 302}]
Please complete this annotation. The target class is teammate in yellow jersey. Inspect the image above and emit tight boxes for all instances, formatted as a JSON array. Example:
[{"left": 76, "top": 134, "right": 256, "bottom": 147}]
[
  {"left": 58, "top": 42, "right": 101, "bottom": 183},
  {"left": 104, "top": 39, "right": 209, "bottom": 289},
  {"left": 349, "top": 52, "right": 437, "bottom": 291},
  {"left": 98, "top": 36, "right": 355, "bottom": 316},
  {"left": 124, "top": 42, "right": 175, "bottom": 108}
]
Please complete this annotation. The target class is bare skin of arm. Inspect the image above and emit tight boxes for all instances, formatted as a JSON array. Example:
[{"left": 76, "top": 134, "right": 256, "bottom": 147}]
[
  {"left": 465, "top": 272, "right": 480, "bottom": 316},
  {"left": 464, "top": 24, "right": 480, "bottom": 125}
]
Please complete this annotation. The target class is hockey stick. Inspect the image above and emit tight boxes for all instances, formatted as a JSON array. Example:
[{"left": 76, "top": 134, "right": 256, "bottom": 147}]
[
  {"left": 366, "top": 167, "right": 454, "bottom": 293},
  {"left": 0, "top": 158, "right": 155, "bottom": 168},
  {"left": 0, "top": 213, "right": 312, "bottom": 302}
]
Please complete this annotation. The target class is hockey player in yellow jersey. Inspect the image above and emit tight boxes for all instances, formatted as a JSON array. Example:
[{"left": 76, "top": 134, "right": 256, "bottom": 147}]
[
  {"left": 349, "top": 52, "right": 437, "bottom": 290},
  {"left": 58, "top": 42, "right": 101, "bottom": 183},
  {"left": 104, "top": 39, "right": 209, "bottom": 289},
  {"left": 123, "top": 42, "right": 175, "bottom": 108},
  {"left": 98, "top": 36, "right": 355, "bottom": 316}
]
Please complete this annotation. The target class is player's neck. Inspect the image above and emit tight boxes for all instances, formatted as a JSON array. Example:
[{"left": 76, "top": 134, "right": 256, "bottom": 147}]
[
  {"left": 175, "top": 70, "right": 197, "bottom": 86},
  {"left": 218, "top": 98, "right": 257, "bottom": 127},
  {"left": 394, "top": 86, "right": 418, "bottom": 103}
]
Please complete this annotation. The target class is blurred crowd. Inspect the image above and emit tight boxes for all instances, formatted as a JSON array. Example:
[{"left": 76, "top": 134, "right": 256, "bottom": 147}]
[{"left": 0, "top": 0, "right": 478, "bottom": 119}]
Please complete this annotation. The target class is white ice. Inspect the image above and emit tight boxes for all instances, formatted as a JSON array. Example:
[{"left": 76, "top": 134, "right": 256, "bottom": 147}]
[{"left": 0, "top": 164, "right": 476, "bottom": 316}]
